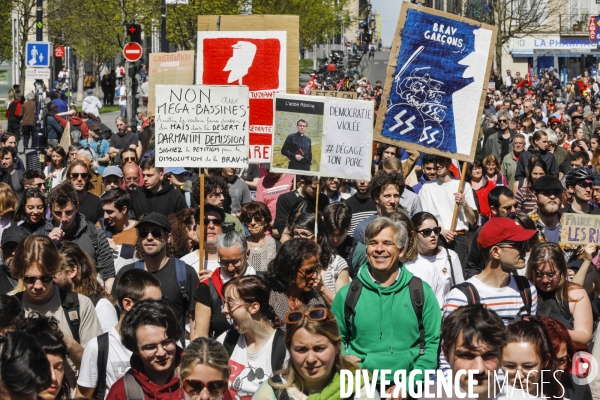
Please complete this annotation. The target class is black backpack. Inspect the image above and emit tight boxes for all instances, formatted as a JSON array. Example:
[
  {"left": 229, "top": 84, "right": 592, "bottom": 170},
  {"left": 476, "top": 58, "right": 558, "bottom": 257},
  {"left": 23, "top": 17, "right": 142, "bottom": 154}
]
[
  {"left": 222, "top": 328, "right": 287, "bottom": 374},
  {"left": 16, "top": 288, "right": 82, "bottom": 343},
  {"left": 343, "top": 276, "right": 426, "bottom": 355},
  {"left": 452, "top": 272, "right": 533, "bottom": 318}
]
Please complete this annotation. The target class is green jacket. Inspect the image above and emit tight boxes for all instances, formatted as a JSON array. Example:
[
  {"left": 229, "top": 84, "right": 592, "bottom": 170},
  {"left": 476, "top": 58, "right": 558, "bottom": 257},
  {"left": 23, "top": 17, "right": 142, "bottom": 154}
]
[{"left": 332, "top": 263, "right": 441, "bottom": 382}]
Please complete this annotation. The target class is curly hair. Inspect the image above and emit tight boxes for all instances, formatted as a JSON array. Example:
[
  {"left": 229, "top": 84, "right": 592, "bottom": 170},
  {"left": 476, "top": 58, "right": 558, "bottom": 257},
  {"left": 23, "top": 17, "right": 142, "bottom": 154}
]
[
  {"left": 266, "top": 238, "right": 321, "bottom": 292},
  {"left": 134, "top": 217, "right": 174, "bottom": 259},
  {"left": 193, "top": 174, "right": 229, "bottom": 205},
  {"left": 370, "top": 169, "right": 404, "bottom": 201},
  {"left": 14, "top": 188, "right": 46, "bottom": 223},
  {"left": 167, "top": 213, "right": 193, "bottom": 258}
]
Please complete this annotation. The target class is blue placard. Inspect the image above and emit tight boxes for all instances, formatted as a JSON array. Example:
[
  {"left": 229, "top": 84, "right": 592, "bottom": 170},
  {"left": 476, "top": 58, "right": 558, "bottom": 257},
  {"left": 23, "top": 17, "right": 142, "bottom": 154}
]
[
  {"left": 380, "top": 8, "right": 496, "bottom": 158},
  {"left": 25, "top": 42, "right": 51, "bottom": 68}
]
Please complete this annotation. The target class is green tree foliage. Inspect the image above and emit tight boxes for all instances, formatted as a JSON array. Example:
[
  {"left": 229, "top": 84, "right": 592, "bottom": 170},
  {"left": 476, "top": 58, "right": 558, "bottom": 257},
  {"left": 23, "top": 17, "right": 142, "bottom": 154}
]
[{"left": 0, "top": 0, "right": 14, "bottom": 64}]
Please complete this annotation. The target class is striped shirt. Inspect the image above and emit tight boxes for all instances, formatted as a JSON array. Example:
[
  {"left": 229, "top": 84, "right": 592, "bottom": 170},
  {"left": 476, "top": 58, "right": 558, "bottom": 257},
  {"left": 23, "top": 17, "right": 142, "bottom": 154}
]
[
  {"left": 344, "top": 195, "right": 377, "bottom": 236},
  {"left": 514, "top": 186, "right": 537, "bottom": 214}
]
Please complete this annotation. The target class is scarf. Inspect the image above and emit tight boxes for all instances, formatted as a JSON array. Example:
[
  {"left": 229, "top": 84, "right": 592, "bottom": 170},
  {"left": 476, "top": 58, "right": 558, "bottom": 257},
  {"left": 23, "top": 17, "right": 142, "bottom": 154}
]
[{"left": 305, "top": 372, "right": 363, "bottom": 400}]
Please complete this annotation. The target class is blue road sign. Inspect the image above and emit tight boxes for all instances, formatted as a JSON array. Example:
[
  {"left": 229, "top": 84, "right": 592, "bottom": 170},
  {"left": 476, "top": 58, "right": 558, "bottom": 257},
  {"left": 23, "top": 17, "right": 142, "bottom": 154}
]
[{"left": 25, "top": 41, "right": 51, "bottom": 68}]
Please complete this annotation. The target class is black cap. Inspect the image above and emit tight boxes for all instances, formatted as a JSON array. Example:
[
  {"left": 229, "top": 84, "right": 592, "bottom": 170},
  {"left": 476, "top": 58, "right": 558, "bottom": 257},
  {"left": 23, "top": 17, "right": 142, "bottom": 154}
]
[
  {"left": 204, "top": 203, "right": 226, "bottom": 221},
  {"left": 533, "top": 175, "right": 564, "bottom": 192},
  {"left": 1, "top": 226, "right": 30, "bottom": 246},
  {"left": 137, "top": 212, "right": 171, "bottom": 232}
]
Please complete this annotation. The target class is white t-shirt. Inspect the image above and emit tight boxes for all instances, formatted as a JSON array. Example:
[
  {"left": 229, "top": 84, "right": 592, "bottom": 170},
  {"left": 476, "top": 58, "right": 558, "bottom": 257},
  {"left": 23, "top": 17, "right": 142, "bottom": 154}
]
[
  {"left": 77, "top": 327, "right": 132, "bottom": 397},
  {"left": 118, "top": 86, "right": 126, "bottom": 106},
  {"left": 217, "top": 330, "right": 289, "bottom": 399},
  {"left": 404, "top": 258, "right": 445, "bottom": 308},
  {"left": 322, "top": 255, "right": 349, "bottom": 294},
  {"left": 95, "top": 297, "right": 119, "bottom": 333},
  {"left": 418, "top": 179, "right": 478, "bottom": 231},
  {"left": 180, "top": 251, "right": 219, "bottom": 273},
  {"left": 420, "top": 249, "right": 465, "bottom": 295}
]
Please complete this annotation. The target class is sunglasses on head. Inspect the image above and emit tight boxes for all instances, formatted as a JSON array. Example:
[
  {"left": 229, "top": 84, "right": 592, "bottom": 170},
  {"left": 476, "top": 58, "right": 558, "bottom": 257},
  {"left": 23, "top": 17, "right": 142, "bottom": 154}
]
[
  {"left": 70, "top": 172, "right": 89, "bottom": 180},
  {"left": 204, "top": 217, "right": 223, "bottom": 226},
  {"left": 417, "top": 227, "right": 442, "bottom": 237},
  {"left": 139, "top": 229, "right": 164, "bottom": 239},
  {"left": 23, "top": 275, "right": 54, "bottom": 284},
  {"left": 182, "top": 379, "right": 228, "bottom": 396},
  {"left": 286, "top": 307, "right": 329, "bottom": 324}
]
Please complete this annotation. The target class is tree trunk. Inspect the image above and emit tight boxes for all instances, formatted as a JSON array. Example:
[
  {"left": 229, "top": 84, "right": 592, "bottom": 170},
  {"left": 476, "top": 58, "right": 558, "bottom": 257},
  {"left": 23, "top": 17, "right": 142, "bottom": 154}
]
[{"left": 495, "top": 38, "right": 503, "bottom": 75}]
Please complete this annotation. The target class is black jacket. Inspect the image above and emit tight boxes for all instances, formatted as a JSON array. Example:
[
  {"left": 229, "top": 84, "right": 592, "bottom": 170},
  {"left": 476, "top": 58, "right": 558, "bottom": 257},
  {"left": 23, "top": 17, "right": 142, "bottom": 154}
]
[
  {"left": 514, "top": 146, "right": 559, "bottom": 181},
  {"left": 130, "top": 184, "right": 188, "bottom": 219}
]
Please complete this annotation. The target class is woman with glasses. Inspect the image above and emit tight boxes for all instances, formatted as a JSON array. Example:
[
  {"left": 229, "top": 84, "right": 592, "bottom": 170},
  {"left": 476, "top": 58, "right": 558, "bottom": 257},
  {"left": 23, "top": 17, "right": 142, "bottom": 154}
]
[
  {"left": 179, "top": 337, "right": 233, "bottom": 400},
  {"left": 289, "top": 212, "right": 349, "bottom": 305},
  {"left": 218, "top": 276, "right": 286, "bottom": 399},
  {"left": 514, "top": 157, "right": 547, "bottom": 213},
  {"left": 240, "top": 202, "right": 278, "bottom": 272},
  {"left": 45, "top": 146, "right": 67, "bottom": 190},
  {"left": 54, "top": 241, "right": 118, "bottom": 333},
  {"left": 193, "top": 224, "right": 257, "bottom": 340},
  {"left": 411, "top": 212, "right": 464, "bottom": 296},
  {"left": 538, "top": 316, "right": 592, "bottom": 400},
  {"left": 265, "top": 239, "right": 325, "bottom": 328},
  {"left": 253, "top": 305, "right": 378, "bottom": 399},
  {"left": 526, "top": 242, "right": 593, "bottom": 347},
  {"left": 497, "top": 317, "right": 560, "bottom": 399}
]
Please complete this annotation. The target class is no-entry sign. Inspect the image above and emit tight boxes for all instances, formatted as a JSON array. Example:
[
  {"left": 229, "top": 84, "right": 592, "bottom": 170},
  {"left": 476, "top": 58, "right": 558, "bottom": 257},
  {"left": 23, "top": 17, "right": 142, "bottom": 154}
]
[{"left": 123, "top": 42, "right": 143, "bottom": 62}]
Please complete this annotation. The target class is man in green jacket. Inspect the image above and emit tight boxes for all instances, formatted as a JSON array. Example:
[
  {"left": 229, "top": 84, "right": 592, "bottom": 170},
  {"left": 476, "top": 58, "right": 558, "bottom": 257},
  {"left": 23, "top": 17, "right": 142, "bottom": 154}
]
[{"left": 332, "top": 217, "right": 441, "bottom": 397}]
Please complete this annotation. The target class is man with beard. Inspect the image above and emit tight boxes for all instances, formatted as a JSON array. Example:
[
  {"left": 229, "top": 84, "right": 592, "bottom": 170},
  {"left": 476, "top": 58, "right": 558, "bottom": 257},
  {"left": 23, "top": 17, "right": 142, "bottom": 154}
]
[
  {"left": 111, "top": 213, "right": 199, "bottom": 344},
  {"left": 273, "top": 175, "right": 329, "bottom": 235},
  {"left": 528, "top": 175, "right": 564, "bottom": 245},
  {"left": 0, "top": 147, "right": 23, "bottom": 200},
  {"left": 322, "top": 176, "right": 350, "bottom": 203},
  {"left": 563, "top": 167, "right": 600, "bottom": 214},
  {"left": 344, "top": 179, "right": 377, "bottom": 236},
  {"left": 122, "top": 162, "right": 140, "bottom": 194},
  {"left": 100, "top": 188, "right": 137, "bottom": 274}
]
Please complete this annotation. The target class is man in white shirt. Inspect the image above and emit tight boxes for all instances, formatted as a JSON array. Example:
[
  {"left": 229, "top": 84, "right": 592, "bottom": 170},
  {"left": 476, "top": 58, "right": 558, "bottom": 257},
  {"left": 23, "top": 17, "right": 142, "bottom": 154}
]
[
  {"left": 76, "top": 269, "right": 162, "bottom": 398},
  {"left": 418, "top": 156, "right": 478, "bottom": 263}
]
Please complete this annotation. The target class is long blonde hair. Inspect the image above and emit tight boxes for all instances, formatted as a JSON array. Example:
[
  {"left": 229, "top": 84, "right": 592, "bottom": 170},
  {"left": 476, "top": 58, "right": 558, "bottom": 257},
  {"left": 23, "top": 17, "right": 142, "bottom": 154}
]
[
  {"left": 270, "top": 306, "right": 360, "bottom": 392},
  {"left": 0, "top": 183, "right": 17, "bottom": 217}
]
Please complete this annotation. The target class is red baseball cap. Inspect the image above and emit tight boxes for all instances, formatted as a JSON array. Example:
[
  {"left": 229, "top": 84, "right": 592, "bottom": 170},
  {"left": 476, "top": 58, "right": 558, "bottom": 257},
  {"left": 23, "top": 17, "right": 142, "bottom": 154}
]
[{"left": 477, "top": 218, "right": 538, "bottom": 249}]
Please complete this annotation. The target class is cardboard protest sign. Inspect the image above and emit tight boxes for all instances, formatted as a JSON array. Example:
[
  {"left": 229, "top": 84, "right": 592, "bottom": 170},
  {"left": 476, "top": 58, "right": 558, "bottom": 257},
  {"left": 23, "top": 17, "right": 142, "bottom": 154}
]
[
  {"left": 154, "top": 85, "right": 249, "bottom": 168},
  {"left": 310, "top": 90, "right": 360, "bottom": 100},
  {"left": 561, "top": 214, "right": 600, "bottom": 245},
  {"left": 271, "top": 94, "right": 373, "bottom": 179},
  {"left": 197, "top": 15, "right": 299, "bottom": 163},
  {"left": 148, "top": 51, "right": 195, "bottom": 117},
  {"left": 321, "top": 98, "right": 373, "bottom": 180},
  {"left": 374, "top": 3, "right": 497, "bottom": 162}
]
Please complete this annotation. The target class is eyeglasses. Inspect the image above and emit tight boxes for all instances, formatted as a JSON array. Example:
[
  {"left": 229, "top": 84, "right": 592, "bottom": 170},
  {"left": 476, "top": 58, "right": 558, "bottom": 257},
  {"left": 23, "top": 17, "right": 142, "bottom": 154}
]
[
  {"left": 534, "top": 271, "right": 558, "bottom": 281},
  {"left": 286, "top": 307, "right": 329, "bottom": 324},
  {"left": 139, "top": 338, "right": 176, "bottom": 356},
  {"left": 496, "top": 241, "right": 528, "bottom": 253},
  {"left": 204, "top": 218, "right": 223, "bottom": 226},
  {"left": 293, "top": 230, "right": 314, "bottom": 239},
  {"left": 33, "top": 182, "right": 46, "bottom": 188},
  {"left": 139, "top": 229, "right": 164, "bottom": 239},
  {"left": 244, "top": 215, "right": 264, "bottom": 225},
  {"left": 70, "top": 173, "right": 89, "bottom": 180},
  {"left": 498, "top": 119, "right": 508, "bottom": 123},
  {"left": 299, "top": 265, "right": 320, "bottom": 277},
  {"left": 182, "top": 379, "right": 228, "bottom": 396},
  {"left": 218, "top": 258, "right": 243, "bottom": 267},
  {"left": 417, "top": 227, "right": 442, "bottom": 237},
  {"left": 23, "top": 275, "right": 54, "bottom": 284},
  {"left": 122, "top": 156, "right": 136, "bottom": 163}
]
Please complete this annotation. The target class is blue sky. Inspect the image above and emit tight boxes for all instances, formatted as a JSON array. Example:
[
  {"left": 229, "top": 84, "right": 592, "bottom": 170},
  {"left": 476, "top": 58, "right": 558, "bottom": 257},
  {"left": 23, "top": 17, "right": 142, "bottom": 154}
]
[{"left": 371, "top": 0, "right": 403, "bottom": 47}]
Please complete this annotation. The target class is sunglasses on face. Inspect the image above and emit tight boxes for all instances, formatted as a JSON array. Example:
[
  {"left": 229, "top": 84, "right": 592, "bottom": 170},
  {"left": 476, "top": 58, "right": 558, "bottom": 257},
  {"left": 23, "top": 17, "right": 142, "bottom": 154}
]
[
  {"left": 182, "top": 379, "right": 228, "bottom": 396},
  {"left": 139, "top": 229, "right": 164, "bottom": 239},
  {"left": 122, "top": 156, "right": 136, "bottom": 163},
  {"left": 204, "top": 217, "right": 223, "bottom": 226},
  {"left": 300, "top": 265, "right": 320, "bottom": 277},
  {"left": 218, "top": 258, "right": 243, "bottom": 267},
  {"left": 286, "top": 307, "right": 329, "bottom": 324},
  {"left": 417, "top": 227, "right": 442, "bottom": 237},
  {"left": 23, "top": 274, "right": 54, "bottom": 284},
  {"left": 70, "top": 173, "right": 89, "bottom": 180},
  {"left": 244, "top": 215, "right": 264, "bottom": 225}
]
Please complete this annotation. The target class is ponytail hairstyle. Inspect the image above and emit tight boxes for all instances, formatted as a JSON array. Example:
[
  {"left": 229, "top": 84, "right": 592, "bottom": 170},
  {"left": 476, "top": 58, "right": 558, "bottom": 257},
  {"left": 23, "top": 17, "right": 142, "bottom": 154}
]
[{"left": 222, "top": 275, "right": 283, "bottom": 328}]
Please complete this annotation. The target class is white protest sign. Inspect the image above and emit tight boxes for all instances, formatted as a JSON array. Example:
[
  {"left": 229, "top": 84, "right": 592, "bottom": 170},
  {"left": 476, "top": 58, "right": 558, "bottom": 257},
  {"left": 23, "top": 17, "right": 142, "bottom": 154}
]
[
  {"left": 322, "top": 98, "right": 373, "bottom": 180},
  {"left": 154, "top": 85, "right": 250, "bottom": 168}
]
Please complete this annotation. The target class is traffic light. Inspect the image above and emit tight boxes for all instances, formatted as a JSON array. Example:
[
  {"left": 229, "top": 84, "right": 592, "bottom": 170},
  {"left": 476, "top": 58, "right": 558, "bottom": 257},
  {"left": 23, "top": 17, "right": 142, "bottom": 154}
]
[{"left": 126, "top": 24, "right": 142, "bottom": 44}]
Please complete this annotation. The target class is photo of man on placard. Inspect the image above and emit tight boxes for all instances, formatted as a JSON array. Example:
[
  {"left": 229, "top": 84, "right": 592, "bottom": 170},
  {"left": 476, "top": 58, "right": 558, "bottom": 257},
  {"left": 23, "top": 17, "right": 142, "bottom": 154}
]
[{"left": 281, "top": 119, "right": 312, "bottom": 170}]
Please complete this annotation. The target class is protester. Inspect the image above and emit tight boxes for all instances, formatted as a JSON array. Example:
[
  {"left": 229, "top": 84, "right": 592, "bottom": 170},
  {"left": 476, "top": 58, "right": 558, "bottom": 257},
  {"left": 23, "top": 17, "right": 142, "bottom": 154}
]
[{"left": 240, "top": 201, "right": 278, "bottom": 272}]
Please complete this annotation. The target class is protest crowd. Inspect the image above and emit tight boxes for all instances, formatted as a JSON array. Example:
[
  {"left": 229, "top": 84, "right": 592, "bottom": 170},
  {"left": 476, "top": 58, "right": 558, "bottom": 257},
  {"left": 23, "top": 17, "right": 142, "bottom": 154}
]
[{"left": 7, "top": 29, "right": 600, "bottom": 400}]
